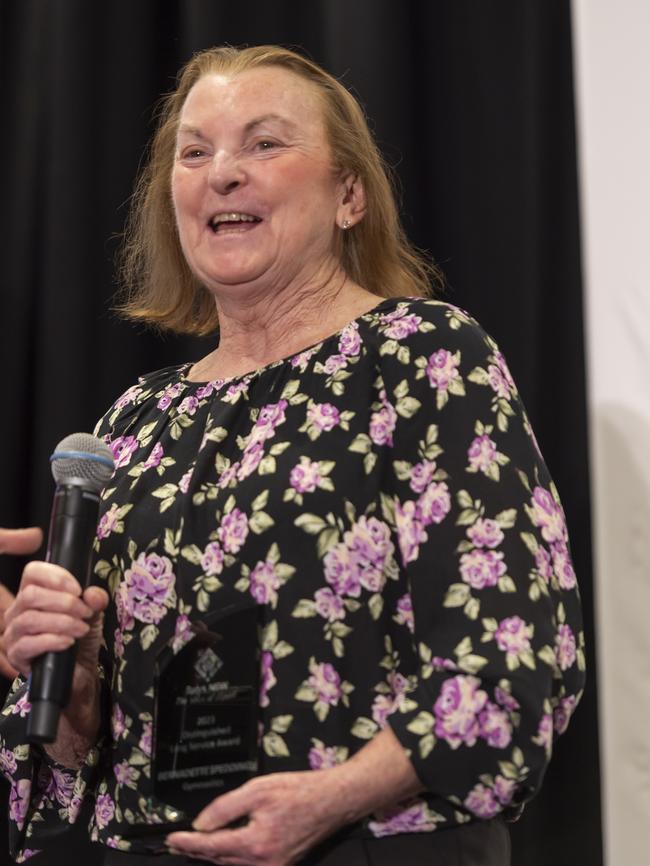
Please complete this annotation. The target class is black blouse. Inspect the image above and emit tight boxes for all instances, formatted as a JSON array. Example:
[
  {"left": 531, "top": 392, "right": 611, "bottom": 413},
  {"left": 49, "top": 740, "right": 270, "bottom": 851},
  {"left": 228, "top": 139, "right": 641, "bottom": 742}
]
[{"left": 1, "top": 296, "right": 585, "bottom": 859}]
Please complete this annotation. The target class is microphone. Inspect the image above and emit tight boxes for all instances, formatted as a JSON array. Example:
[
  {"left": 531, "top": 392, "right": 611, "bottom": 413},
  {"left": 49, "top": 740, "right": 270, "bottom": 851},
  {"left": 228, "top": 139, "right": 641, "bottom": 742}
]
[{"left": 26, "top": 433, "right": 114, "bottom": 744}]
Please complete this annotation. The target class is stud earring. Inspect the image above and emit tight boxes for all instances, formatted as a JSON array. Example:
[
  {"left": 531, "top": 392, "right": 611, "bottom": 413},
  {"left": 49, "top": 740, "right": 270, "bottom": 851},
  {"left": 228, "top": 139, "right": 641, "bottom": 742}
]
[{"left": 342, "top": 219, "right": 351, "bottom": 229}]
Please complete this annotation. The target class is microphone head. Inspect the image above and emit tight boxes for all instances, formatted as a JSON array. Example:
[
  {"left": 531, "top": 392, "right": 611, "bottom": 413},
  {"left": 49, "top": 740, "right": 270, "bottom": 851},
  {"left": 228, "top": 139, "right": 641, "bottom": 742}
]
[{"left": 50, "top": 433, "right": 115, "bottom": 492}]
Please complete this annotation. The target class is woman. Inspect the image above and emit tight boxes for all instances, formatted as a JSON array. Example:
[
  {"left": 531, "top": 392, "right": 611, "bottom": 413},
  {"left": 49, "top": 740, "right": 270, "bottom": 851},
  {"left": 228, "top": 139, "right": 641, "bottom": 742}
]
[{"left": 1, "top": 45, "right": 584, "bottom": 865}]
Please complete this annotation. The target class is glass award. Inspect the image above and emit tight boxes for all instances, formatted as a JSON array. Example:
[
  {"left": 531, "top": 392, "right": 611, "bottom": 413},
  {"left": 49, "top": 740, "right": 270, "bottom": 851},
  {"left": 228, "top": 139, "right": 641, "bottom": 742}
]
[{"left": 125, "top": 603, "right": 261, "bottom": 850}]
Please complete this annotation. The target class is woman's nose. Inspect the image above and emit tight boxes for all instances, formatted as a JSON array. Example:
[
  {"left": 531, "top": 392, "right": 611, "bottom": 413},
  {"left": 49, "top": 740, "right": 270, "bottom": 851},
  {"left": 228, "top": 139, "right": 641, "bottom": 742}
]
[{"left": 208, "top": 151, "right": 247, "bottom": 195}]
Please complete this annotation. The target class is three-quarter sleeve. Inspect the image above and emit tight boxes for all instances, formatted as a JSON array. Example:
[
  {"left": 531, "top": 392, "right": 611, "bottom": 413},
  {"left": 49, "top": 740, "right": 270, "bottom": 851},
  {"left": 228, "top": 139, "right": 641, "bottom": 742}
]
[
  {"left": 377, "top": 303, "right": 585, "bottom": 820},
  {"left": 0, "top": 670, "right": 108, "bottom": 860}
]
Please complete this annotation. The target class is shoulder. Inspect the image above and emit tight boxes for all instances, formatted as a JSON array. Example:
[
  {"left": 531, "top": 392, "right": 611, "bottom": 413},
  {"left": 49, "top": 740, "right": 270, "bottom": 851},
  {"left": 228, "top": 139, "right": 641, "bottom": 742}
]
[
  {"left": 93, "top": 363, "right": 188, "bottom": 440},
  {"left": 361, "top": 296, "right": 509, "bottom": 386}
]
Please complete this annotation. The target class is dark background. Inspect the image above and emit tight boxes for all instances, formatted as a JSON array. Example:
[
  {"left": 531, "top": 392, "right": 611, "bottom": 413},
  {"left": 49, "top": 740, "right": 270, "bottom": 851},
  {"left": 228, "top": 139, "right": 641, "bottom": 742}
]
[{"left": 0, "top": 1, "right": 601, "bottom": 863}]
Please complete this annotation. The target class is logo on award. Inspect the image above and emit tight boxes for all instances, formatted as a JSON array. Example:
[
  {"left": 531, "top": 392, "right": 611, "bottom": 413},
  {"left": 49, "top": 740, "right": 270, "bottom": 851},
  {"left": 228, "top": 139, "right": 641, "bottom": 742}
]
[{"left": 194, "top": 647, "right": 224, "bottom": 683}]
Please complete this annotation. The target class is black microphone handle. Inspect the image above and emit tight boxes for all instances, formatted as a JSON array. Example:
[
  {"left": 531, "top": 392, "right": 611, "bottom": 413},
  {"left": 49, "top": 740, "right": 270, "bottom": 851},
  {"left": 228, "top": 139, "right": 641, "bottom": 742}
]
[{"left": 27, "top": 484, "right": 101, "bottom": 743}]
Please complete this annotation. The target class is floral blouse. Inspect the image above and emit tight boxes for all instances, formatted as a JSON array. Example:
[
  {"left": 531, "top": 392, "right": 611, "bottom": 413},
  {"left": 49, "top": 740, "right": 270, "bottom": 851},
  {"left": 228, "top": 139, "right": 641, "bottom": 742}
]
[{"left": 1, "top": 296, "right": 585, "bottom": 860}]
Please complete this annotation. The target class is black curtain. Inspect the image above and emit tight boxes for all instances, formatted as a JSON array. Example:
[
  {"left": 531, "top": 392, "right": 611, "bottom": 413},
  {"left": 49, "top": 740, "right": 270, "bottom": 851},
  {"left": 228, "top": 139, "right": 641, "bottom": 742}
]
[{"left": 0, "top": 1, "right": 601, "bottom": 864}]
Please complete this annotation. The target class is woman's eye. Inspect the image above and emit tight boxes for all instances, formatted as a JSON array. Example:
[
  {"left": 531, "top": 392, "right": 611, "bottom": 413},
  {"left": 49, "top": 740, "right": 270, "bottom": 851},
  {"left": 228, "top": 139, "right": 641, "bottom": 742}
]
[{"left": 254, "top": 140, "right": 277, "bottom": 151}]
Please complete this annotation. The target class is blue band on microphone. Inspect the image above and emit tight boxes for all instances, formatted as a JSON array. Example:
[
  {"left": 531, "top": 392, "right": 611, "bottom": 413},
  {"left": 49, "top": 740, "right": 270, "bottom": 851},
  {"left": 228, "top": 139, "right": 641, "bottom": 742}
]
[{"left": 50, "top": 450, "right": 115, "bottom": 469}]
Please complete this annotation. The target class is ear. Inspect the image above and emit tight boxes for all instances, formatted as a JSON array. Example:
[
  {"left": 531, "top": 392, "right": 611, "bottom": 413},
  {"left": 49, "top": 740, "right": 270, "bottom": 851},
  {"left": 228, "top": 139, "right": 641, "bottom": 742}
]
[{"left": 336, "top": 173, "right": 367, "bottom": 229}]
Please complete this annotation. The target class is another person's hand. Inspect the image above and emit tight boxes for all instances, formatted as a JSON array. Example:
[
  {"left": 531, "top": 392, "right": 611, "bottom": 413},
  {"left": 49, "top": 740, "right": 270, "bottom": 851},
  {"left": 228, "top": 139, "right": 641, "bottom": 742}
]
[
  {"left": 3, "top": 552, "right": 109, "bottom": 761},
  {"left": 0, "top": 527, "right": 43, "bottom": 679}
]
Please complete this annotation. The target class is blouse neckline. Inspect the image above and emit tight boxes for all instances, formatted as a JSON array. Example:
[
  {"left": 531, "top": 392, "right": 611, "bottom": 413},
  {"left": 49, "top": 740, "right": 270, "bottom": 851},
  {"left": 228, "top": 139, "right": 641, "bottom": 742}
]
[{"left": 178, "top": 295, "right": 405, "bottom": 387}]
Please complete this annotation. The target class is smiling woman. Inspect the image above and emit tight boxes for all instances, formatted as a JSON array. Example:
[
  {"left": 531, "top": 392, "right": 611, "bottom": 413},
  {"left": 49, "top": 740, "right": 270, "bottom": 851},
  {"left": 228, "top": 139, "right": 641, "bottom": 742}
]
[
  {"left": 0, "top": 45, "right": 585, "bottom": 866},
  {"left": 117, "top": 45, "right": 440, "bottom": 337}
]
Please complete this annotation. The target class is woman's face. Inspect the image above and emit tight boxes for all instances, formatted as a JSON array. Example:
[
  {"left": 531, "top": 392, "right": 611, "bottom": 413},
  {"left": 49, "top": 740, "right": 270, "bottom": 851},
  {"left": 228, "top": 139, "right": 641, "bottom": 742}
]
[{"left": 171, "top": 66, "right": 349, "bottom": 296}]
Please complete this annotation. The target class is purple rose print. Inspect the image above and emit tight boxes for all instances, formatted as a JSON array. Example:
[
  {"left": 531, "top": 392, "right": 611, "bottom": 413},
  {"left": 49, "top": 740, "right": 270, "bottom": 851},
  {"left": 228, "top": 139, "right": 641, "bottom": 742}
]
[
  {"left": 464, "top": 783, "right": 500, "bottom": 819},
  {"left": 395, "top": 500, "right": 427, "bottom": 566},
  {"left": 171, "top": 614, "right": 194, "bottom": 653},
  {"left": 96, "top": 504, "right": 121, "bottom": 540},
  {"left": 369, "top": 799, "right": 438, "bottom": 838},
  {"left": 307, "top": 402, "right": 340, "bottom": 433},
  {"left": 529, "top": 486, "right": 568, "bottom": 544},
  {"left": 467, "top": 518, "right": 504, "bottom": 549},
  {"left": 338, "top": 322, "right": 361, "bottom": 356},
  {"left": 369, "top": 391, "right": 397, "bottom": 447},
  {"left": 94, "top": 793, "right": 116, "bottom": 829},
  {"left": 308, "top": 661, "right": 343, "bottom": 707},
  {"left": 553, "top": 695, "right": 578, "bottom": 735},
  {"left": 425, "top": 349, "right": 460, "bottom": 392},
  {"left": 0, "top": 748, "right": 17, "bottom": 777},
  {"left": 178, "top": 467, "right": 194, "bottom": 493},
  {"left": 9, "top": 779, "right": 31, "bottom": 830},
  {"left": 177, "top": 395, "right": 199, "bottom": 416},
  {"left": 139, "top": 721, "right": 153, "bottom": 757},
  {"left": 201, "top": 541, "right": 225, "bottom": 576},
  {"left": 290, "top": 345, "right": 319, "bottom": 371},
  {"left": 249, "top": 559, "right": 282, "bottom": 606},
  {"left": 487, "top": 351, "right": 516, "bottom": 399},
  {"left": 554, "top": 624, "right": 577, "bottom": 671},
  {"left": 314, "top": 588, "right": 345, "bottom": 622},
  {"left": 324, "top": 543, "right": 360, "bottom": 597},
  {"left": 259, "top": 651, "right": 276, "bottom": 708},
  {"left": 290, "top": 458, "right": 322, "bottom": 494},
  {"left": 478, "top": 701, "right": 512, "bottom": 748},
  {"left": 551, "top": 541, "right": 577, "bottom": 590},
  {"left": 433, "top": 675, "right": 488, "bottom": 749},
  {"left": 142, "top": 442, "right": 164, "bottom": 471},
  {"left": 114, "top": 384, "right": 143, "bottom": 409},
  {"left": 494, "top": 616, "right": 532, "bottom": 660},
  {"left": 324, "top": 516, "right": 395, "bottom": 596},
  {"left": 308, "top": 741, "right": 340, "bottom": 770},
  {"left": 395, "top": 593, "right": 414, "bottom": 633},
  {"left": 251, "top": 400, "right": 288, "bottom": 443},
  {"left": 535, "top": 545, "right": 554, "bottom": 582},
  {"left": 120, "top": 552, "right": 176, "bottom": 625},
  {"left": 323, "top": 354, "right": 348, "bottom": 375},
  {"left": 408, "top": 459, "right": 437, "bottom": 494},
  {"left": 417, "top": 482, "right": 451, "bottom": 526},
  {"left": 382, "top": 312, "right": 422, "bottom": 340},
  {"left": 156, "top": 381, "right": 183, "bottom": 410},
  {"left": 533, "top": 713, "right": 554, "bottom": 757},
  {"left": 467, "top": 434, "right": 497, "bottom": 474},
  {"left": 11, "top": 692, "right": 31, "bottom": 718},
  {"left": 110, "top": 435, "right": 138, "bottom": 470},
  {"left": 459, "top": 549, "right": 506, "bottom": 590},
  {"left": 494, "top": 774, "right": 516, "bottom": 806},
  {"left": 113, "top": 761, "right": 138, "bottom": 787},
  {"left": 237, "top": 440, "right": 265, "bottom": 480},
  {"left": 111, "top": 704, "right": 126, "bottom": 740},
  {"left": 218, "top": 508, "right": 249, "bottom": 554},
  {"left": 494, "top": 687, "right": 520, "bottom": 713}
]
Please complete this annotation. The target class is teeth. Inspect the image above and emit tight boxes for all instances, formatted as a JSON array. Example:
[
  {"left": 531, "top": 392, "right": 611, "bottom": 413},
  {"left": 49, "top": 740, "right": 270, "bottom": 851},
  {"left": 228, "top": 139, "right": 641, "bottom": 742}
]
[{"left": 211, "top": 213, "right": 259, "bottom": 225}]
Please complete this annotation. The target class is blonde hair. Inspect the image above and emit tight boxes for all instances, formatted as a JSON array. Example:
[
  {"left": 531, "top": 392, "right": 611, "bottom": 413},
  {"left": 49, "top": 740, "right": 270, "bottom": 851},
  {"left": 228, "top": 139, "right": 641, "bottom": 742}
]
[{"left": 117, "top": 45, "right": 441, "bottom": 335}]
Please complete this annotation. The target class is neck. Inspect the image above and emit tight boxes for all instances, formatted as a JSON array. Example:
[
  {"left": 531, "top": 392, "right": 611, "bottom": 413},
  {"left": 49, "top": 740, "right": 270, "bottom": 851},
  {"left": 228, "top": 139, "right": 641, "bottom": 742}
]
[{"left": 189, "top": 266, "right": 379, "bottom": 381}]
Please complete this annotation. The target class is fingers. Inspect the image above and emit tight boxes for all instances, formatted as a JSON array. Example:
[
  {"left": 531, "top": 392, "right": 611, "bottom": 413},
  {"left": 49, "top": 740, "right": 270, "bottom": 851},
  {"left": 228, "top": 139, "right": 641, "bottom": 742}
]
[
  {"left": 166, "top": 828, "right": 249, "bottom": 863},
  {"left": 192, "top": 784, "right": 254, "bottom": 832},
  {"left": 82, "top": 586, "right": 110, "bottom": 613},
  {"left": 0, "top": 527, "right": 43, "bottom": 556},
  {"left": 19, "top": 560, "right": 83, "bottom": 596},
  {"left": 0, "top": 640, "right": 19, "bottom": 680},
  {"left": 3, "top": 561, "right": 96, "bottom": 677}
]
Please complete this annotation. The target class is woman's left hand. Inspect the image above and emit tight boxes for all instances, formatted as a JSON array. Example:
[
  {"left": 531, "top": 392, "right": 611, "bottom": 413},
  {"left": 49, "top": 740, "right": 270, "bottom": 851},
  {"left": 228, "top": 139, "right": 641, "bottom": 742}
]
[{"left": 166, "top": 767, "right": 354, "bottom": 866}]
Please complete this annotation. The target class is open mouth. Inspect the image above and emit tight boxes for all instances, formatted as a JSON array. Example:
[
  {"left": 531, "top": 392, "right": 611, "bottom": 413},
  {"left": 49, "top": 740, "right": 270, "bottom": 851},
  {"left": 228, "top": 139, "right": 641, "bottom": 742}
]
[{"left": 208, "top": 212, "right": 263, "bottom": 234}]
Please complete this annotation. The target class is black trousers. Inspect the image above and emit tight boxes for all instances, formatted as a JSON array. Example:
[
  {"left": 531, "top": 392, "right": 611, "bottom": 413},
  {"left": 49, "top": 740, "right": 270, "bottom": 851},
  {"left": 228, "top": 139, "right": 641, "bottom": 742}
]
[{"left": 102, "top": 819, "right": 510, "bottom": 866}]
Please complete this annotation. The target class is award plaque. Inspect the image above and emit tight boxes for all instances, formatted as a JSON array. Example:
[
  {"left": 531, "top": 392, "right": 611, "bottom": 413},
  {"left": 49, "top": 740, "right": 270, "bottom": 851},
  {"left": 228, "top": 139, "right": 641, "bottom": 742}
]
[{"left": 125, "top": 604, "right": 261, "bottom": 849}]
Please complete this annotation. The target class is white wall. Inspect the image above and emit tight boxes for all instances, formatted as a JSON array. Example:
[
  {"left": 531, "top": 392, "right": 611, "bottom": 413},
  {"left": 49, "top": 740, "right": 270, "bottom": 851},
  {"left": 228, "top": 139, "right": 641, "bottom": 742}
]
[{"left": 572, "top": 2, "right": 650, "bottom": 864}]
